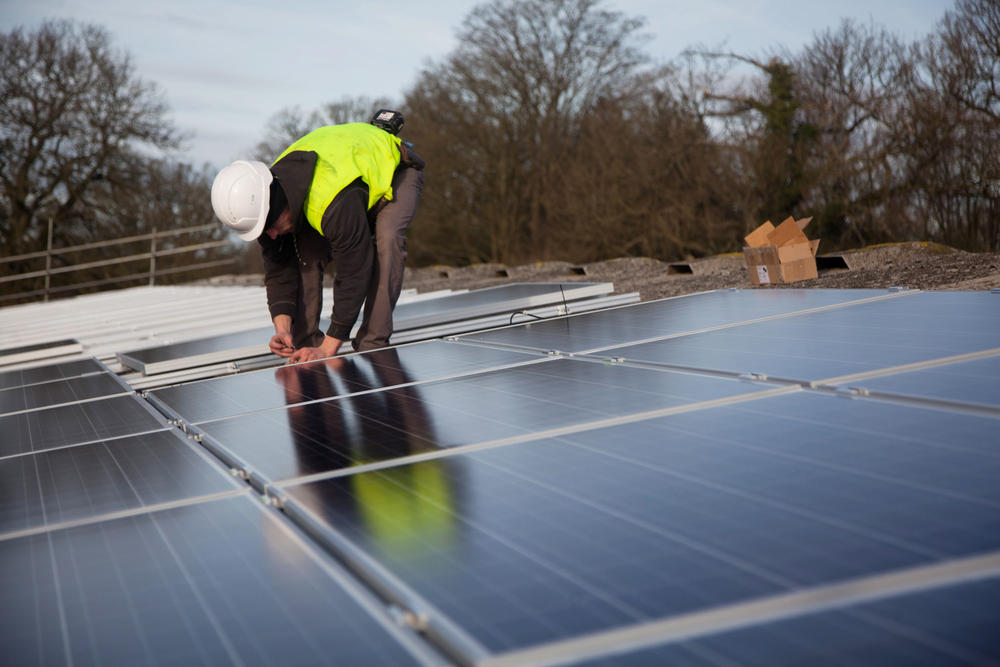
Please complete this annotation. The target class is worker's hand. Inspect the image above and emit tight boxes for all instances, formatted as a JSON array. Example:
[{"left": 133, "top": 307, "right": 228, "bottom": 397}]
[
  {"left": 288, "top": 346, "right": 326, "bottom": 364},
  {"left": 269, "top": 332, "right": 295, "bottom": 357},
  {"left": 288, "top": 335, "right": 343, "bottom": 364}
]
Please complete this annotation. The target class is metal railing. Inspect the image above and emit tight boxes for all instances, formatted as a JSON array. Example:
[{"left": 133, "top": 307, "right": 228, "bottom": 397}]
[{"left": 0, "top": 220, "right": 238, "bottom": 304}]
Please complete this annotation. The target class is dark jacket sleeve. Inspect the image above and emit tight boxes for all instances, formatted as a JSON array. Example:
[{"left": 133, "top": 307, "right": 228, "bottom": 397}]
[
  {"left": 260, "top": 150, "right": 319, "bottom": 321},
  {"left": 259, "top": 235, "right": 299, "bottom": 320},
  {"left": 321, "top": 180, "right": 374, "bottom": 340}
]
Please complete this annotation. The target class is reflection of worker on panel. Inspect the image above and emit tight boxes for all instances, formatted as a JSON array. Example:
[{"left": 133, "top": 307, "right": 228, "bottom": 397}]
[{"left": 274, "top": 349, "right": 462, "bottom": 559}]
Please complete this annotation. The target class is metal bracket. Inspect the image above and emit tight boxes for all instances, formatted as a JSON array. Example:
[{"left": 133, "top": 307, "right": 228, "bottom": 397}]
[
  {"left": 260, "top": 494, "right": 282, "bottom": 508},
  {"left": 828, "top": 385, "right": 868, "bottom": 397},
  {"left": 391, "top": 606, "right": 429, "bottom": 632}
]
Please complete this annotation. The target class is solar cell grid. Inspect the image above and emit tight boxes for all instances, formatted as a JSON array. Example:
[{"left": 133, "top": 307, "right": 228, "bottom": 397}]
[
  {"left": 194, "top": 356, "right": 778, "bottom": 486},
  {"left": 0, "top": 371, "right": 129, "bottom": 416},
  {"left": 832, "top": 352, "right": 1000, "bottom": 410},
  {"left": 121, "top": 326, "right": 270, "bottom": 366},
  {"left": 278, "top": 389, "right": 1000, "bottom": 654},
  {"left": 0, "top": 430, "right": 242, "bottom": 536},
  {"left": 120, "top": 283, "right": 611, "bottom": 376},
  {"left": 580, "top": 291, "right": 1000, "bottom": 386},
  {"left": 455, "top": 288, "right": 896, "bottom": 353},
  {"left": 386, "top": 281, "right": 611, "bottom": 329},
  {"left": 0, "top": 394, "right": 169, "bottom": 458},
  {"left": 0, "top": 495, "right": 433, "bottom": 666},
  {"left": 573, "top": 577, "right": 1000, "bottom": 666},
  {"left": 3, "top": 288, "right": 997, "bottom": 666},
  {"left": 149, "top": 340, "right": 545, "bottom": 424},
  {"left": 0, "top": 357, "right": 104, "bottom": 390}
]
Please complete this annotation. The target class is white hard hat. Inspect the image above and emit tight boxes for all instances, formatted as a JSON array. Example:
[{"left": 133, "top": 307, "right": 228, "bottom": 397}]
[{"left": 211, "top": 160, "right": 273, "bottom": 241}]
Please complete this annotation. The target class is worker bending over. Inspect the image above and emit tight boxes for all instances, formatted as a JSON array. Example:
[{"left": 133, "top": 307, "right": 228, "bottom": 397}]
[{"left": 211, "top": 111, "right": 424, "bottom": 363}]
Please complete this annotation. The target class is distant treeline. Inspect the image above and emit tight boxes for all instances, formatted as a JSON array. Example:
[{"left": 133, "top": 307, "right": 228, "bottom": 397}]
[
  {"left": 2, "top": 0, "right": 997, "bottom": 299},
  {"left": 255, "top": 0, "right": 999, "bottom": 266}
]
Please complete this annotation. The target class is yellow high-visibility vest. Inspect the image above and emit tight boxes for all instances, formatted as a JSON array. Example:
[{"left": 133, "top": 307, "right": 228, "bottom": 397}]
[{"left": 273, "top": 123, "right": 401, "bottom": 236}]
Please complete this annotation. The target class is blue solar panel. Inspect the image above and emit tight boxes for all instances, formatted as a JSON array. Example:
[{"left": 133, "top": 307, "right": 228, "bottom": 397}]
[
  {"left": 0, "top": 371, "right": 128, "bottom": 416},
  {"left": 194, "top": 356, "right": 776, "bottom": 486},
  {"left": 0, "top": 430, "right": 242, "bottom": 535},
  {"left": 0, "top": 394, "right": 169, "bottom": 457},
  {"left": 575, "top": 577, "right": 1000, "bottom": 665},
  {"left": 0, "top": 357, "right": 104, "bottom": 390},
  {"left": 834, "top": 353, "right": 1000, "bottom": 409},
  {"left": 582, "top": 291, "right": 1000, "bottom": 383},
  {"left": 0, "top": 495, "right": 433, "bottom": 665},
  {"left": 149, "top": 340, "right": 543, "bottom": 423},
  {"left": 455, "top": 289, "right": 894, "bottom": 353},
  {"left": 278, "top": 389, "right": 1000, "bottom": 654},
  {"left": 6, "top": 288, "right": 997, "bottom": 665}
]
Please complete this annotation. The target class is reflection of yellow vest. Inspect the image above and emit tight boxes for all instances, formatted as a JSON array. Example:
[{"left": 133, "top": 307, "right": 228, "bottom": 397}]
[
  {"left": 352, "top": 461, "right": 456, "bottom": 559},
  {"left": 273, "top": 124, "right": 401, "bottom": 236}
]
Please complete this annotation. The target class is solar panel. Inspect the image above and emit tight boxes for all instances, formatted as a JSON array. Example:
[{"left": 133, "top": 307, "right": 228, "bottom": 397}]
[
  {"left": 276, "top": 389, "right": 1000, "bottom": 656},
  {"left": 0, "top": 430, "right": 242, "bottom": 535},
  {"left": 454, "top": 288, "right": 898, "bottom": 353},
  {"left": 0, "top": 357, "right": 104, "bottom": 390},
  {"left": 585, "top": 292, "right": 1000, "bottom": 384},
  {"left": 0, "top": 495, "right": 437, "bottom": 665},
  {"left": 118, "top": 326, "right": 272, "bottom": 375},
  {"left": 119, "top": 283, "right": 615, "bottom": 376},
  {"left": 0, "top": 371, "right": 130, "bottom": 416},
  {"left": 570, "top": 576, "right": 1000, "bottom": 666},
  {"left": 0, "top": 394, "right": 169, "bottom": 457},
  {"left": 386, "top": 281, "right": 612, "bottom": 329},
  {"left": 193, "top": 355, "right": 778, "bottom": 487},
  {"left": 2, "top": 287, "right": 996, "bottom": 665},
  {"left": 0, "top": 338, "right": 83, "bottom": 367},
  {"left": 832, "top": 352, "right": 1000, "bottom": 410},
  {"left": 148, "top": 339, "right": 546, "bottom": 424}
]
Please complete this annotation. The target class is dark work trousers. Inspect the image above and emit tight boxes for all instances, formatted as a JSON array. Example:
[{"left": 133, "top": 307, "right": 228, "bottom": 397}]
[{"left": 353, "top": 166, "right": 424, "bottom": 351}]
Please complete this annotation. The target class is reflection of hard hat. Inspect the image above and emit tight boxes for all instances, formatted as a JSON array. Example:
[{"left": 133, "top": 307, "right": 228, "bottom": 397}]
[{"left": 211, "top": 160, "right": 272, "bottom": 241}]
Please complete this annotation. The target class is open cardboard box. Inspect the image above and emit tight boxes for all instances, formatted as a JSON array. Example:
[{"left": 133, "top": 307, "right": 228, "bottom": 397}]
[{"left": 743, "top": 216, "right": 819, "bottom": 286}]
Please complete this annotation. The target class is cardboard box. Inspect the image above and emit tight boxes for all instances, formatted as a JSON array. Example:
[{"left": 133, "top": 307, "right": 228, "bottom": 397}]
[{"left": 743, "top": 216, "right": 819, "bottom": 286}]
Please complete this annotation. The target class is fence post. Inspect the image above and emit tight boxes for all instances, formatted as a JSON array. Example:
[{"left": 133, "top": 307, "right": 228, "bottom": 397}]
[
  {"left": 44, "top": 217, "right": 53, "bottom": 302},
  {"left": 149, "top": 225, "right": 157, "bottom": 286}
]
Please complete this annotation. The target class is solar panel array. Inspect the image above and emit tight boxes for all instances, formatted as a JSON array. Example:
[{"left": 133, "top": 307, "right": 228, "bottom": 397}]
[
  {"left": 3, "top": 287, "right": 999, "bottom": 665},
  {"left": 116, "top": 282, "right": 627, "bottom": 378}
]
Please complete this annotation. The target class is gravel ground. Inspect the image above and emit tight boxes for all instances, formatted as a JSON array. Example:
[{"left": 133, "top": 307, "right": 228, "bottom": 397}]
[
  {"left": 206, "top": 242, "right": 1000, "bottom": 301},
  {"left": 400, "top": 242, "right": 1000, "bottom": 301}
]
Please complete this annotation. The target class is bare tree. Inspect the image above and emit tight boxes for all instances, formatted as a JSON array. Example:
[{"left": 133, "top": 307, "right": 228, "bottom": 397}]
[
  {"left": 0, "top": 20, "right": 180, "bottom": 258},
  {"left": 403, "top": 0, "right": 660, "bottom": 263},
  {"left": 548, "top": 83, "right": 745, "bottom": 262},
  {"left": 693, "top": 49, "right": 826, "bottom": 239},
  {"left": 251, "top": 95, "right": 395, "bottom": 161},
  {"left": 794, "top": 20, "right": 913, "bottom": 246},
  {"left": 906, "top": 0, "right": 1000, "bottom": 250},
  {"left": 930, "top": 0, "right": 999, "bottom": 123}
]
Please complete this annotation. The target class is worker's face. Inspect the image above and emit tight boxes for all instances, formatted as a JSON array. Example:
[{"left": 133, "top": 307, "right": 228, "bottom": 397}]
[{"left": 265, "top": 206, "right": 294, "bottom": 239}]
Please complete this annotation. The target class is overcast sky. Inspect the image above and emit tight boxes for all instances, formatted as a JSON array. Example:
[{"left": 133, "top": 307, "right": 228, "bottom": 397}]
[{"left": 2, "top": 0, "right": 954, "bottom": 169}]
